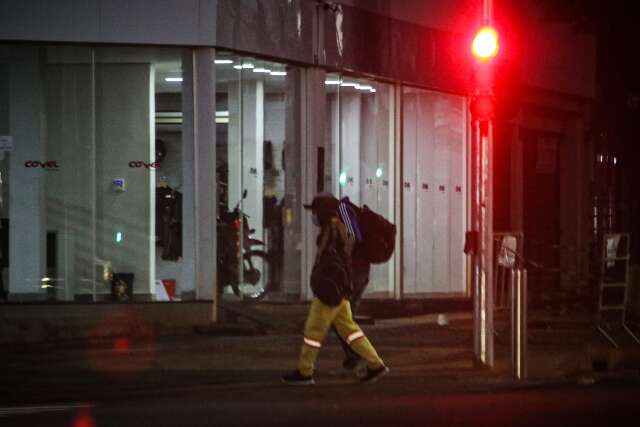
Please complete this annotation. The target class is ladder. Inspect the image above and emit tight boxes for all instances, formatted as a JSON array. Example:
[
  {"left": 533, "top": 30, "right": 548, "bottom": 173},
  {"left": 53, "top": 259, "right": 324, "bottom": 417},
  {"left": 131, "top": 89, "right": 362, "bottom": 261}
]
[{"left": 596, "top": 233, "right": 640, "bottom": 347}]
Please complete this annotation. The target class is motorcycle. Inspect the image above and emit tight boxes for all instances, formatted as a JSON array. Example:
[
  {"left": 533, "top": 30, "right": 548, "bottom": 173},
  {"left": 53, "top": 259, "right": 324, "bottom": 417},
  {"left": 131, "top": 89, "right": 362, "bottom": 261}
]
[{"left": 217, "top": 190, "right": 273, "bottom": 299}]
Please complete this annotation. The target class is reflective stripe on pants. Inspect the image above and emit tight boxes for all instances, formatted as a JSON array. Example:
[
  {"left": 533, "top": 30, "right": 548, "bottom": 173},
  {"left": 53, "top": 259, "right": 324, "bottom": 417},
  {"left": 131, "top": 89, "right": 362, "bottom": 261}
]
[{"left": 297, "top": 298, "right": 384, "bottom": 376}]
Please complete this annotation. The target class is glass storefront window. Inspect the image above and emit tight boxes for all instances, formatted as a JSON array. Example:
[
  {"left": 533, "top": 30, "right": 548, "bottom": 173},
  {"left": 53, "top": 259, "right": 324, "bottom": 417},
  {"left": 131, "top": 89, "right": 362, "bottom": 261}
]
[
  {"left": 325, "top": 73, "right": 396, "bottom": 297},
  {"left": 402, "top": 87, "right": 466, "bottom": 295},
  {"left": 215, "top": 52, "right": 302, "bottom": 301},
  {"left": 0, "top": 44, "right": 194, "bottom": 303}
]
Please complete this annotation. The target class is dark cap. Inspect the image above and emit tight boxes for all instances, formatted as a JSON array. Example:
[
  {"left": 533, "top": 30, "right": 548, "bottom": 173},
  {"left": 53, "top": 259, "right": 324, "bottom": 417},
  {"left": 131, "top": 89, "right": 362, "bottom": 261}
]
[{"left": 303, "top": 192, "right": 339, "bottom": 213}]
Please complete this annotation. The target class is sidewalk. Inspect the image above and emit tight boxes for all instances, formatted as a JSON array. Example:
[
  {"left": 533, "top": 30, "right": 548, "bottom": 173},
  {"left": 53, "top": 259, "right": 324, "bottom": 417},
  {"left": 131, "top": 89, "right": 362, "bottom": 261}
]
[{"left": 2, "top": 304, "right": 639, "bottom": 406}]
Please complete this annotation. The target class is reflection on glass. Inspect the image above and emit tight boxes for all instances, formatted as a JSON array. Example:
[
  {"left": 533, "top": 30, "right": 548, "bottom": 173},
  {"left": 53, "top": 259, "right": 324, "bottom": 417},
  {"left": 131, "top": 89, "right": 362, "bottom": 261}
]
[
  {"left": 325, "top": 74, "right": 395, "bottom": 296},
  {"left": 215, "top": 53, "right": 302, "bottom": 301},
  {"left": 0, "top": 45, "right": 192, "bottom": 303},
  {"left": 402, "top": 87, "right": 466, "bottom": 295}
]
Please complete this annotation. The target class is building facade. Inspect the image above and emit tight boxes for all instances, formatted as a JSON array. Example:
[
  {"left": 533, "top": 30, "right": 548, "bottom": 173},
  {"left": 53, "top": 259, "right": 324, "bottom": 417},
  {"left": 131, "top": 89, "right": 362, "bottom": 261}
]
[{"left": 0, "top": 0, "right": 596, "bottom": 333}]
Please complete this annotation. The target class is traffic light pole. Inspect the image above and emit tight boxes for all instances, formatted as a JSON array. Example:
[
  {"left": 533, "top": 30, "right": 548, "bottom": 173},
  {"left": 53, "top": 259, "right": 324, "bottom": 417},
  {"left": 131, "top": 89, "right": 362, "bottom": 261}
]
[
  {"left": 471, "top": 113, "right": 495, "bottom": 368},
  {"left": 469, "top": 0, "right": 496, "bottom": 370}
]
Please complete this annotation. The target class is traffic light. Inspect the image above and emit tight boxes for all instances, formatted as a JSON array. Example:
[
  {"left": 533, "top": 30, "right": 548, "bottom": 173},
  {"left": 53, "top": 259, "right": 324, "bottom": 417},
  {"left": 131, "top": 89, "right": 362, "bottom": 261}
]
[
  {"left": 471, "top": 26, "right": 499, "bottom": 62},
  {"left": 470, "top": 25, "right": 500, "bottom": 122}
]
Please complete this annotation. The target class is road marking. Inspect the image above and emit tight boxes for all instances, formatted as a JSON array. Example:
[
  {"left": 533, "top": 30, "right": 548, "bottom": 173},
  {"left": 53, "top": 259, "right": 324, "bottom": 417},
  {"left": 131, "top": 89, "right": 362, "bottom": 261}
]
[{"left": 0, "top": 403, "right": 91, "bottom": 417}]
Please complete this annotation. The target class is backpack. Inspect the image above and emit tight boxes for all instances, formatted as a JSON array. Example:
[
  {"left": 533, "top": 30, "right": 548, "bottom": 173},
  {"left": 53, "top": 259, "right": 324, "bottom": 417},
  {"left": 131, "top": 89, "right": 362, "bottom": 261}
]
[{"left": 338, "top": 197, "right": 396, "bottom": 264}]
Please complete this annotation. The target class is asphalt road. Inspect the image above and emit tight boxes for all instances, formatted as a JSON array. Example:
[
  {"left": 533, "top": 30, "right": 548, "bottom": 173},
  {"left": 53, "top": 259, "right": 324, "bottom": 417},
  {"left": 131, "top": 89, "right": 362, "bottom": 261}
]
[{"left": 2, "top": 381, "right": 639, "bottom": 427}]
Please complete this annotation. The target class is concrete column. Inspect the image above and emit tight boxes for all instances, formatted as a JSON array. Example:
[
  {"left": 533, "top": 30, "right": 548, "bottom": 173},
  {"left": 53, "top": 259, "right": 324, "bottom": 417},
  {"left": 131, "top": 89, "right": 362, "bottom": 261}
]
[
  {"left": 282, "top": 68, "right": 304, "bottom": 295},
  {"left": 188, "top": 49, "right": 217, "bottom": 306},
  {"left": 180, "top": 49, "right": 196, "bottom": 297},
  {"left": 301, "top": 68, "right": 326, "bottom": 300},
  {"left": 9, "top": 46, "right": 45, "bottom": 297}
]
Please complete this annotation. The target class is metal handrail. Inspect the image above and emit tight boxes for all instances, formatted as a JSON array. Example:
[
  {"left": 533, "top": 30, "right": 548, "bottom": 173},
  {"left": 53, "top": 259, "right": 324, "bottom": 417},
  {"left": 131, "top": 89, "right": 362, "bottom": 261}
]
[{"left": 493, "top": 233, "right": 527, "bottom": 379}]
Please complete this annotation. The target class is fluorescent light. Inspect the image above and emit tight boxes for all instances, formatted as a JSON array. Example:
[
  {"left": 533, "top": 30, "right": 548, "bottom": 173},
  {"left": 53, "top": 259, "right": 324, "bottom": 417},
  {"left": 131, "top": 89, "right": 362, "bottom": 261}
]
[
  {"left": 216, "top": 117, "right": 229, "bottom": 124},
  {"left": 340, "top": 81, "right": 356, "bottom": 87},
  {"left": 215, "top": 111, "right": 229, "bottom": 117},
  {"left": 233, "top": 65, "right": 242, "bottom": 69},
  {"left": 156, "top": 112, "right": 182, "bottom": 124},
  {"left": 369, "top": 88, "right": 377, "bottom": 93},
  {"left": 253, "top": 68, "right": 271, "bottom": 73},
  {"left": 215, "top": 59, "right": 233, "bottom": 65},
  {"left": 165, "top": 77, "right": 183, "bottom": 82},
  {"left": 241, "top": 63, "right": 255, "bottom": 69},
  {"left": 270, "top": 71, "right": 287, "bottom": 76},
  {"left": 325, "top": 79, "right": 341, "bottom": 85},
  {"left": 355, "top": 84, "right": 373, "bottom": 91},
  {"left": 40, "top": 277, "right": 52, "bottom": 282}
]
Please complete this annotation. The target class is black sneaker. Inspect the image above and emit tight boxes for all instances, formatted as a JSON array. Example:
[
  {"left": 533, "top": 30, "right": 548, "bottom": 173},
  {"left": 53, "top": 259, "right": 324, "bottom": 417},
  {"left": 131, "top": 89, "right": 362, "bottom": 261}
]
[
  {"left": 360, "top": 365, "right": 389, "bottom": 384},
  {"left": 343, "top": 358, "right": 367, "bottom": 377},
  {"left": 281, "top": 370, "right": 315, "bottom": 386},
  {"left": 342, "top": 357, "right": 360, "bottom": 371}
]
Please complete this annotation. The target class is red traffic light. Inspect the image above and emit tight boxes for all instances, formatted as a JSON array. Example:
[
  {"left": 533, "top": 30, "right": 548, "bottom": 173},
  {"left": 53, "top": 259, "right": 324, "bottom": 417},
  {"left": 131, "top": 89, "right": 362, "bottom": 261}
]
[{"left": 472, "top": 26, "right": 499, "bottom": 62}]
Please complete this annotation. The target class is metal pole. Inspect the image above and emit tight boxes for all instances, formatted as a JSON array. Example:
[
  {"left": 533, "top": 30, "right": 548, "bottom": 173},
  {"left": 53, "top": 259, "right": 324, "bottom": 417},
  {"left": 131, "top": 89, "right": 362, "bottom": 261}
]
[
  {"left": 472, "top": 119, "right": 482, "bottom": 363},
  {"left": 472, "top": 121, "right": 494, "bottom": 367},
  {"left": 481, "top": 121, "right": 495, "bottom": 367},
  {"left": 472, "top": 0, "right": 495, "bottom": 368},
  {"left": 483, "top": 0, "right": 493, "bottom": 22},
  {"left": 511, "top": 268, "right": 527, "bottom": 379}
]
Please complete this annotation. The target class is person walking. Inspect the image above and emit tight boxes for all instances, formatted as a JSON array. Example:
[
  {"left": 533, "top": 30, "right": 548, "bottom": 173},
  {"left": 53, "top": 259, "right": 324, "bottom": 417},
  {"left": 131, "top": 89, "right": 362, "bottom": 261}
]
[
  {"left": 333, "top": 245, "right": 371, "bottom": 374},
  {"left": 281, "top": 193, "right": 388, "bottom": 385}
]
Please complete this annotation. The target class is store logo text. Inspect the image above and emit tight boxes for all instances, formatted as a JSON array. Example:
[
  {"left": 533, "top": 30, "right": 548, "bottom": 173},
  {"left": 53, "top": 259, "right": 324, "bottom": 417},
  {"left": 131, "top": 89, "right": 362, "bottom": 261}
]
[
  {"left": 24, "top": 161, "right": 59, "bottom": 170},
  {"left": 128, "top": 161, "right": 159, "bottom": 169}
]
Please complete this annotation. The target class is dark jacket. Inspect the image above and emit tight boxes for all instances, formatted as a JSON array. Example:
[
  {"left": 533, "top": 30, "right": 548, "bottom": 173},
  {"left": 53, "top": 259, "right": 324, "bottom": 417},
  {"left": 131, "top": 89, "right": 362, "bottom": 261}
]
[{"left": 315, "top": 217, "right": 353, "bottom": 266}]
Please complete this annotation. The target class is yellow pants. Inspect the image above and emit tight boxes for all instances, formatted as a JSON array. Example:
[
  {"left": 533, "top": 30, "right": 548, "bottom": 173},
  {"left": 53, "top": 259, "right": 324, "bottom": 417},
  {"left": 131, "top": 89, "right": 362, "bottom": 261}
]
[{"left": 298, "top": 298, "right": 385, "bottom": 376}]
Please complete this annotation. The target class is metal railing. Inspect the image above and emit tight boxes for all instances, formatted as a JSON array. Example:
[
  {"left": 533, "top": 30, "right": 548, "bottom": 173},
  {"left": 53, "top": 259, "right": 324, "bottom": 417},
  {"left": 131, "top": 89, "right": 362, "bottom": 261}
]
[
  {"left": 493, "top": 232, "right": 527, "bottom": 379},
  {"left": 510, "top": 267, "right": 527, "bottom": 379},
  {"left": 493, "top": 232, "right": 523, "bottom": 311}
]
